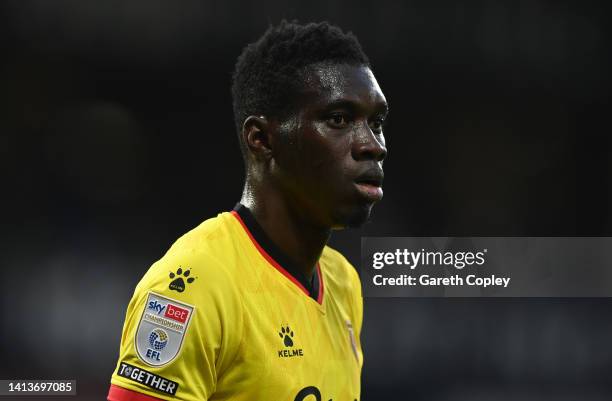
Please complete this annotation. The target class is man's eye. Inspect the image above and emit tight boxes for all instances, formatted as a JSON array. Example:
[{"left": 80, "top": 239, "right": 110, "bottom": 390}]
[
  {"left": 369, "top": 118, "right": 385, "bottom": 132},
  {"left": 326, "top": 114, "right": 349, "bottom": 128}
]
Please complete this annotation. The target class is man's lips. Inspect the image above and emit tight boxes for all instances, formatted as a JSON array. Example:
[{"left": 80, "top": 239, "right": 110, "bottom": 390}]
[
  {"left": 354, "top": 169, "right": 384, "bottom": 202},
  {"left": 354, "top": 182, "right": 383, "bottom": 201}
]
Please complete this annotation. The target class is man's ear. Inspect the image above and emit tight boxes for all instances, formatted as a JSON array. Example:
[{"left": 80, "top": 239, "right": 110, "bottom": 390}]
[{"left": 242, "top": 115, "right": 274, "bottom": 161}]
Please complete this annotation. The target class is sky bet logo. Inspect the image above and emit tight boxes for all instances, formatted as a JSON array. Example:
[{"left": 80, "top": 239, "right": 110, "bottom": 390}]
[
  {"left": 149, "top": 300, "right": 166, "bottom": 315},
  {"left": 137, "top": 293, "right": 194, "bottom": 366},
  {"left": 148, "top": 300, "right": 189, "bottom": 323}
]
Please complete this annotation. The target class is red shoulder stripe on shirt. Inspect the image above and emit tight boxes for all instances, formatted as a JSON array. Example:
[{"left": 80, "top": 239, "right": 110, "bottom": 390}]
[{"left": 108, "top": 384, "right": 163, "bottom": 401}]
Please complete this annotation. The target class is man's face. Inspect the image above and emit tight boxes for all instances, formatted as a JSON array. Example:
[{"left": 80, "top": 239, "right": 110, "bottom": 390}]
[{"left": 271, "top": 63, "right": 388, "bottom": 229}]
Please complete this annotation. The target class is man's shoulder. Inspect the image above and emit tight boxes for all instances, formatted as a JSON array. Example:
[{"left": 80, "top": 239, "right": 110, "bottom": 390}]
[
  {"left": 168, "top": 211, "right": 236, "bottom": 253},
  {"left": 321, "top": 245, "right": 356, "bottom": 272},
  {"left": 134, "top": 211, "right": 244, "bottom": 301},
  {"left": 320, "top": 245, "right": 361, "bottom": 293}
]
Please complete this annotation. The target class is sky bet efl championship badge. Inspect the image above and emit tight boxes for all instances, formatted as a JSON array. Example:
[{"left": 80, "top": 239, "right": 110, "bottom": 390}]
[{"left": 135, "top": 292, "right": 194, "bottom": 366}]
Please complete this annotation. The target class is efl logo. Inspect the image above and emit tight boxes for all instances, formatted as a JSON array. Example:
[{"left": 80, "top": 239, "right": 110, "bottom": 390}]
[
  {"left": 137, "top": 293, "right": 194, "bottom": 366},
  {"left": 165, "top": 303, "right": 189, "bottom": 323}
]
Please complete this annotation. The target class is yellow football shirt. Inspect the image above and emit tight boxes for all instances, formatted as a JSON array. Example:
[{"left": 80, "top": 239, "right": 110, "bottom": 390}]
[{"left": 108, "top": 205, "right": 363, "bottom": 401}]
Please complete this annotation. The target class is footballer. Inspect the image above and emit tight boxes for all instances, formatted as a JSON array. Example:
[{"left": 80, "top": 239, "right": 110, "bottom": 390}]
[{"left": 108, "top": 20, "right": 388, "bottom": 401}]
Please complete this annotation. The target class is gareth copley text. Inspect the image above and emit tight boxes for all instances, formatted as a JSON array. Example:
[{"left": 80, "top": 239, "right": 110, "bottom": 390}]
[
  {"left": 371, "top": 248, "right": 511, "bottom": 289},
  {"left": 373, "top": 274, "right": 511, "bottom": 288}
]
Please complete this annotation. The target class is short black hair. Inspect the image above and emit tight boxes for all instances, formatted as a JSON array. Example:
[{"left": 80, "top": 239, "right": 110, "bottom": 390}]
[{"left": 231, "top": 20, "right": 370, "bottom": 156}]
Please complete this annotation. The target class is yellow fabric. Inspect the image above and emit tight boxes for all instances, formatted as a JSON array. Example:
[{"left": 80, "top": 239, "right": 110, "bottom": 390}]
[{"left": 110, "top": 211, "right": 363, "bottom": 401}]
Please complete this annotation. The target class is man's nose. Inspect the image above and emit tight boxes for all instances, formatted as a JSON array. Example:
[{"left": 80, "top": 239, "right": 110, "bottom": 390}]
[{"left": 351, "top": 123, "right": 387, "bottom": 162}]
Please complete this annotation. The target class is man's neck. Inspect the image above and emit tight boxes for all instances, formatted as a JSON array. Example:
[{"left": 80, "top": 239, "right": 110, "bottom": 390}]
[{"left": 240, "top": 185, "right": 331, "bottom": 281}]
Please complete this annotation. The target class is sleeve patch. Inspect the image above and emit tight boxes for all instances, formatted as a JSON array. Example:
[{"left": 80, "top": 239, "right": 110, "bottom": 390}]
[
  {"left": 134, "top": 292, "right": 195, "bottom": 367},
  {"left": 116, "top": 362, "right": 179, "bottom": 396}
]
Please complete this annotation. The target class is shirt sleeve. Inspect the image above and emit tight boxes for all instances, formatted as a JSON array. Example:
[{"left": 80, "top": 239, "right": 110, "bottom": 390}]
[{"left": 109, "top": 249, "right": 244, "bottom": 401}]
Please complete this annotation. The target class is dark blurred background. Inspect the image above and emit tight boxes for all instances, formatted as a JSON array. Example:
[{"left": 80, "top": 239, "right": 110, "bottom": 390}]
[{"left": 1, "top": 0, "right": 611, "bottom": 400}]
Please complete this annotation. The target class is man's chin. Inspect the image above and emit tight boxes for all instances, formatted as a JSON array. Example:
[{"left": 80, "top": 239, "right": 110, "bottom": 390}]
[{"left": 331, "top": 203, "right": 375, "bottom": 230}]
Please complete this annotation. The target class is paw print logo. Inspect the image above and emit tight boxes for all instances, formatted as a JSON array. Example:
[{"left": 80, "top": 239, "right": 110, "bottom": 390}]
[
  {"left": 279, "top": 326, "right": 294, "bottom": 347},
  {"left": 169, "top": 267, "right": 196, "bottom": 293}
]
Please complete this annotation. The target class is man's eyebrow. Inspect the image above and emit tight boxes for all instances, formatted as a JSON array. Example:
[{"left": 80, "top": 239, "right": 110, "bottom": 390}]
[{"left": 321, "top": 98, "right": 389, "bottom": 114}]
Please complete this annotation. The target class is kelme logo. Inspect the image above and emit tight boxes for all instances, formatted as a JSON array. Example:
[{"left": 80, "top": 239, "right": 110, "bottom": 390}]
[
  {"left": 279, "top": 325, "right": 294, "bottom": 347},
  {"left": 277, "top": 325, "right": 303, "bottom": 358}
]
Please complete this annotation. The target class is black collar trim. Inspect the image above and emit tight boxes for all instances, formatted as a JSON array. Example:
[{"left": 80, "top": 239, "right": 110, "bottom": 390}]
[{"left": 232, "top": 203, "right": 321, "bottom": 302}]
